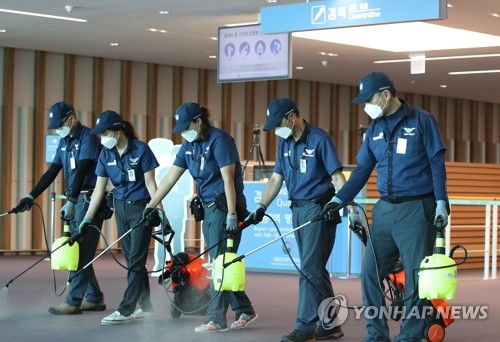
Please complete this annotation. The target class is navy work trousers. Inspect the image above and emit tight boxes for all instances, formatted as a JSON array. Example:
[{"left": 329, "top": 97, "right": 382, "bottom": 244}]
[
  {"left": 114, "top": 200, "right": 154, "bottom": 316},
  {"left": 291, "top": 200, "right": 337, "bottom": 334},
  {"left": 66, "top": 194, "right": 104, "bottom": 306},
  {"left": 202, "top": 204, "right": 255, "bottom": 327},
  {"left": 361, "top": 197, "right": 436, "bottom": 342}
]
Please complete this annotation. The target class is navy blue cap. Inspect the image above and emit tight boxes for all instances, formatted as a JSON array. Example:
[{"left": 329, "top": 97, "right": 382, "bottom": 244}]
[
  {"left": 47, "top": 101, "right": 75, "bottom": 129},
  {"left": 92, "top": 110, "right": 124, "bottom": 134},
  {"left": 173, "top": 102, "right": 203, "bottom": 133},
  {"left": 263, "top": 98, "right": 298, "bottom": 131},
  {"left": 352, "top": 72, "right": 395, "bottom": 104}
]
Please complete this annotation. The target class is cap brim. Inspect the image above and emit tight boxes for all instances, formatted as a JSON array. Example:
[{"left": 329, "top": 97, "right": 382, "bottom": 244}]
[
  {"left": 91, "top": 124, "right": 108, "bottom": 135},
  {"left": 263, "top": 116, "right": 283, "bottom": 131},
  {"left": 172, "top": 120, "right": 190, "bottom": 134},
  {"left": 47, "top": 120, "right": 62, "bottom": 130},
  {"left": 352, "top": 91, "right": 375, "bottom": 104}
]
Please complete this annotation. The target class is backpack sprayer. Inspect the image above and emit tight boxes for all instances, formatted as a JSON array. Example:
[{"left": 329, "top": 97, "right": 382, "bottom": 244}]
[
  {"left": 418, "top": 218, "right": 459, "bottom": 301},
  {"left": 352, "top": 215, "right": 467, "bottom": 342},
  {"left": 217, "top": 215, "right": 323, "bottom": 291},
  {"left": 211, "top": 234, "right": 246, "bottom": 292},
  {"left": 4, "top": 219, "right": 86, "bottom": 288},
  {"left": 51, "top": 221, "right": 79, "bottom": 271}
]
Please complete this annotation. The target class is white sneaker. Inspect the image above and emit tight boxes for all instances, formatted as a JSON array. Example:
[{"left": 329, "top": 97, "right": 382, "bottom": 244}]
[
  {"left": 101, "top": 311, "right": 133, "bottom": 325},
  {"left": 131, "top": 308, "right": 154, "bottom": 321}
]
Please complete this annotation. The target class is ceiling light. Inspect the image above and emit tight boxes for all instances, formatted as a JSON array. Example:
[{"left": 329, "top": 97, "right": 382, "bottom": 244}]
[
  {"left": 0, "top": 29, "right": 7, "bottom": 33},
  {"left": 225, "top": 22, "right": 259, "bottom": 27},
  {"left": 492, "top": 13, "right": 500, "bottom": 18},
  {"left": 208, "top": 55, "right": 217, "bottom": 59},
  {"left": 440, "top": 85, "right": 448, "bottom": 88},
  {"left": 110, "top": 43, "right": 119, "bottom": 46},
  {"left": 0, "top": 8, "right": 87, "bottom": 22},
  {"left": 159, "top": 11, "right": 170, "bottom": 15},
  {"left": 327, "top": 53, "right": 338, "bottom": 57},
  {"left": 447, "top": 4, "right": 453, "bottom": 8},
  {"left": 294, "top": 22, "right": 500, "bottom": 52},
  {"left": 211, "top": 37, "right": 218, "bottom": 41},
  {"left": 149, "top": 28, "right": 157, "bottom": 32},
  {"left": 374, "top": 53, "right": 500, "bottom": 64},
  {"left": 267, "top": 0, "right": 279, "bottom": 3},
  {"left": 296, "top": 66, "right": 304, "bottom": 70},
  {"left": 449, "top": 70, "right": 500, "bottom": 75}
]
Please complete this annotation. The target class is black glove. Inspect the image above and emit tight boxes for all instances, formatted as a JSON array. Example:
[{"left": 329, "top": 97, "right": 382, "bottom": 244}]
[
  {"left": 12, "top": 194, "right": 35, "bottom": 213},
  {"left": 320, "top": 197, "right": 343, "bottom": 223},
  {"left": 251, "top": 204, "right": 266, "bottom": 224},
  {"left": 141, "top": 205, "right": 161, "bottom": 228}
]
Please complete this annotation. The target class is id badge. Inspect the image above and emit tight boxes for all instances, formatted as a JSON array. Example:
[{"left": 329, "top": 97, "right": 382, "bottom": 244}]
[
  {"left": 200, "top": 156, "right": 205, "bottom": 171},
  {"left": 128, "top": 169, "right": 136, "bottom": 182},
  {"left": 70, "top": 157, "right": 76, "bottom": 169},
  {"left": 300, "top": 158, "right": 307, "bottom": 173},
  {"left": 396, "top": 138, "right": 407, "bottom": 154}
]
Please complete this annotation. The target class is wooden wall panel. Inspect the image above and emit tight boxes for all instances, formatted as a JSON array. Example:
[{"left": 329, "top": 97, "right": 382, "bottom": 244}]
[{"left": 0, "top": 46, "right": 499, "bottom": 253}]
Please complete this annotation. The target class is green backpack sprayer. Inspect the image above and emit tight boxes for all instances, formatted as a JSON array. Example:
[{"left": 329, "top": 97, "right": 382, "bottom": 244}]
[
  {"left": 418, "top": 218, "right": 459, "bottom": 301},
  {"left": 51, "top": 221, "right": 80, "bottom": 271},
  {"left": 351, "top": 215, "right": 467, "bottom": 342},
  {"left": 212, "top": 235, "right": 246, "bottom": 292}
]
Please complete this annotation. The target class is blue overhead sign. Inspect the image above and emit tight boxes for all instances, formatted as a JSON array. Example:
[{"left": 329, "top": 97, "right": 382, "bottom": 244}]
[{"left": 260, "top": 0, "right": 447, "bottom": 34}]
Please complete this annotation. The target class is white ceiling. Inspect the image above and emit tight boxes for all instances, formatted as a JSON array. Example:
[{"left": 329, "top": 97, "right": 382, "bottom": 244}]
[{"left": 1, "top": 0, "right": 500, "bottom": 104}]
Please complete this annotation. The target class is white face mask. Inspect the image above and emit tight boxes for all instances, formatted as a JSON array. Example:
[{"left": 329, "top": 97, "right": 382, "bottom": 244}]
[
  {"left": 275, "top": 115, "right": 294, "bottom": 139},
  {"left": 101, "top": 135, "right": 118, "bottom": 149},
  {"left": 181, "top": 130, "right": 199, "bottom": 143},
  {"left": 55, "top": 126, "right": 71, "bottom": 138},
  {"left": 364, "top": 93, "right": 389, "bottom": 120}
]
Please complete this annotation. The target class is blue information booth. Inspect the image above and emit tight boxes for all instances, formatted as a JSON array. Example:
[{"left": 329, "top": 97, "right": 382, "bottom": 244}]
[{"left": 241, "top": 181, "right": 365, "bottom": 277}]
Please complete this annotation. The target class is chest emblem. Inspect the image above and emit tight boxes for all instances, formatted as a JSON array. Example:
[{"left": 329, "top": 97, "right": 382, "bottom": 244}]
[
  {"left": 303, "top": 149, "right": 315, "bottom": 157},
  {"left": 373, "top": 132, "right": 384, "bottom": 141}
]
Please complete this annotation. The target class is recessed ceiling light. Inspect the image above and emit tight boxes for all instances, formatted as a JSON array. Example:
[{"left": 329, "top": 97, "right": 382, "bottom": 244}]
[
  {"left": 374, "top": 53, "right": 500, "bottom": 64},
  {"left": 296, "top": 66, "right": 304, "bottom": 70},
  {"left": 159, "top": 11, "right": 170, "bottom": 15},
  {"left": 447, "top": 4, "right": 453, "bottom": 8},
  {"left": 449, "top": 70, "right": 500, "bottom": 75},
  {"left": 225, "top": 22, "right": 259, "bottom": 27},
  {"left": 0, "top": 29, "right": 7, "bottom": 33},
  {"left": 208, "top": 55, "right": 217, "bottom": 59},
  {"left": 294, "top": 22, "right": 500, "bottom": 52},
  {"left": 440, "top": 85, "right": 448, "bottom": 88},
  {"left": 110, "top": 43, "right": 119, "bottom": 46},
  {"left": 211, "top": 37, "right": 218, "bottom": 41},
  {"left": 267, "top": 0, "right": 279, "bottom": 3},
  {"left": 0, "top": 8, "right": 87, "bottom": 22},
  {"left": 148, "top": 28, "right": 167, "bottom": 33},
  {"left": 327, "top": 53, "right": 338, "bottom": 57},
  {"left": 492, "top": 13, "right": 500, "bottom": 18}
]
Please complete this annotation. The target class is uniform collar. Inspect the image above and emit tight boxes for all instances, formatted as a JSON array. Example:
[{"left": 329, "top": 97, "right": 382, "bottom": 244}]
[
  {"left": 399, "top": 100, "right": 414, "bottom": 119},
  {"left": 66, "top": 122, "right": 83, "bottom": 140},
  {"left": 286, "top": 120, "right": 310, "bottom": 143}
]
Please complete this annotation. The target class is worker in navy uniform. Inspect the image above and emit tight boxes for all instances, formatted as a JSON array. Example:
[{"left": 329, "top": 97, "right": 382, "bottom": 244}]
[
  {"left": 321, "top": 72, "right": 449, "bottom": 342},
  {"left": 12, "top": 101, "right": 106, "bottom": 315},
  {"left": 249, "top": 98, "right": 352, "bottom": 342},
  {"left": 146, "top": 102, "right": 258, "bottom": 332},
  {"left": 79, "top": 110, "right": 160, "bottom": 325}
]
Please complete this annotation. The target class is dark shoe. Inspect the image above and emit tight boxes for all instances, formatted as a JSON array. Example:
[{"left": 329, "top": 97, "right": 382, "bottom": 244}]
[
  {"left": 315, "top": 325, "right": 344, "bottom": 340},
  {"left": 48, "top": 303, "right": 82, "bottom": 315},
  {"left": 281, "top": 329, "right": 315, "bottom": 342},
  {"left": 81, "top": 299, "right": 107, "bottom": 311}
]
